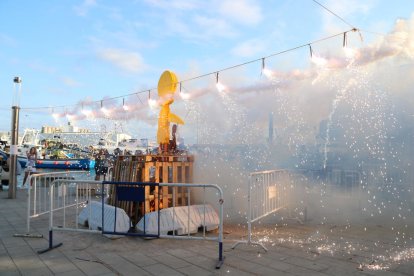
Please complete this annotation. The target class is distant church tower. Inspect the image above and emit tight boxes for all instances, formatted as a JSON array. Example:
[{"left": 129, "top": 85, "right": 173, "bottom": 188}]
[{"left": 268, "top": 112, "right": 274, "bottom": 144}]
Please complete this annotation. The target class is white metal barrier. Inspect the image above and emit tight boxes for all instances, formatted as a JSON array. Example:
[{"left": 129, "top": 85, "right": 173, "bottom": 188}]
[
  {"left": 159, "top": 182, "right": 224, "bottom": 268},
  {"left": 49, "top": 180, "right": 105, "bottom": 232},
  {"left": 40, "top": 180, "right": 225, "bottom": 269},
  {"left": 29, "top": 179, "right": 103, "bottom": 253},
  {"left": 232, "top": 169, "right": 292, "bottom": 251},
  {"left": 16, "top": 171, "right": 88, "bottom": 237}
]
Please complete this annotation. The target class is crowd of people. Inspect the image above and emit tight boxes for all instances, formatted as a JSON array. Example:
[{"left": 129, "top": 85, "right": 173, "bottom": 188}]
[{"left": 1, "top": 125, "right": 188, "bottom": 187}]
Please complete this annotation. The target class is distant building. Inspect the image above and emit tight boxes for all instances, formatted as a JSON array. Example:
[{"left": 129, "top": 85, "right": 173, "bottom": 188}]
[{"left": 41, "top": 122, "right": 90, "bottom": 134}]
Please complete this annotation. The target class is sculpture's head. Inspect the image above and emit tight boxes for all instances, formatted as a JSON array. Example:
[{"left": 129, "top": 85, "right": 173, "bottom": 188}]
[{"left": 157, "top": 70, "right": 178, "bottom": 105}]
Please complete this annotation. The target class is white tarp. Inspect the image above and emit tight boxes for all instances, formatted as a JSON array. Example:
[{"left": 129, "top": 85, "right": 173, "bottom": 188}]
[
  {"left": 78, "top": 201, "right": 131, "bottom": 233},
  {"left": 137, "top": 204, "right": 219, "bottom": 235}
]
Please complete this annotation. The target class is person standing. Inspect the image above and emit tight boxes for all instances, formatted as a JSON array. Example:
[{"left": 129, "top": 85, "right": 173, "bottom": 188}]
[
  {"left": 169, "top": 124, "right": 178, "bottom": 153},
  {"left": 102, "top": 149, "right": 110, "bottom": 180},
  {"left": 94, "top": 149, "right": 105, "bottom": 181},
  {"left": 22, "top": 147, "right": 37, "bottom": 187}
]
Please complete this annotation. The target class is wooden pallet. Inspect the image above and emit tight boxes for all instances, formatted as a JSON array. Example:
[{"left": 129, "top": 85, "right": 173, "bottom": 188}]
[{"left": 109, "top": 154, "right": 194, "bottom": 224}]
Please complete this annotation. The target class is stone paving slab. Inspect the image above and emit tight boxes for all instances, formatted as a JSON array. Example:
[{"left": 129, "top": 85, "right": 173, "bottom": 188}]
[{"left": 1, "top": 189, "right": 414, "bottom": 275}]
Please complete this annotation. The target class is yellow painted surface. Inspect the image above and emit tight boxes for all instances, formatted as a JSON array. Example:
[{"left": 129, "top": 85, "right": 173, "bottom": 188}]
[
  {"left": 156, "top": 70, "right": 184, "bottom": 145},
  {"left": 157, "top": 70, "right": 178, "bottom": 98}
]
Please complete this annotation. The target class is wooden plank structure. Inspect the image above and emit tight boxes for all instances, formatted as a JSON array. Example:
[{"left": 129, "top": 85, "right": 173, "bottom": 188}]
[{"left": 108, "top": 154, "right": 194, "bottom": 225}]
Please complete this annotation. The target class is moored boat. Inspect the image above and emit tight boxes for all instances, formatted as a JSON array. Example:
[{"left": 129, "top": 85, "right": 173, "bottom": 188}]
[
  {"left": 36, "top": 158, "right": 95, "bottom": 170},
  {"left": 0, "top": 149, "right": 28, "bottom": 168}
]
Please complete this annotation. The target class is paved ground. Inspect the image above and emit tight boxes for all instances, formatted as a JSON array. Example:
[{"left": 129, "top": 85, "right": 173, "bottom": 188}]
[{"left": 0, "top": 189, "right": 413, "bottom": 275}]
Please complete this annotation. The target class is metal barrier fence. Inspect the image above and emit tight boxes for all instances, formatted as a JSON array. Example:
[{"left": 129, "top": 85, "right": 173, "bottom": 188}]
[
  {"left": 39, "top": 179, "right": 225, "bottom": 269},
  {"left": 16, "top": 171, "right": 88, "bottom": 238},
  {"left": 102, "top": 181, "right": 161, "bottom": 238},
  {"left": 232, "top": 169, "right": 292, "bottom": 251},
  {"left": 38, "top": 179, "right": 106, "bottom": 253}
]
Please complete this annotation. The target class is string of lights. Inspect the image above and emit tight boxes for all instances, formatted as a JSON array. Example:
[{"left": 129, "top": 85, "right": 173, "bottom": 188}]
[{"left": 19, "top": 28, "right": 359, "bottom": 112}]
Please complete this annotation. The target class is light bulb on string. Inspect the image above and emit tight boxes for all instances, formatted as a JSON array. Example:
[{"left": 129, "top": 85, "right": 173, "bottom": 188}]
[
  {"left": 310, "top": 46, "right": 327, "bottom": 67},
  {"left": 215, "top": 72, "right": 226, "bottom": 93},
  {"left": 342, "top": 30, "right": 359, "bottom": 61},
  {"left": 100, "top": 100, "right": 111, "bottom": 116},
  {"left": 309, "top": 44, "right": 313, "bottom": 59},
  {"left": 179, "top": 82, "right": 191, "bottom": 100},
  {"left": 122, "top": 98, "right": 129, "bottom": 111},
  {"left": 147, "top": 89, "right": 158, "bottom": 109},
  {"left": 343, "top": 31, "right": 348, "bottom": 48},
  {"left": 261, "top": 58, "right": 274, "bottom": 79}
]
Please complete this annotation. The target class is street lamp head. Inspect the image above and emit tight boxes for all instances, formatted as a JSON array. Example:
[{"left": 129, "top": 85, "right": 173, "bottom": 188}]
[{"left": 13, "top": 77, "right": 22, "bottom": 83}]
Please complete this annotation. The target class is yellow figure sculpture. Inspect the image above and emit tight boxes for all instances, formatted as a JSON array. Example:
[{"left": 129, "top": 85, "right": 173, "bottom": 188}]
[{"left": 157, "top": 70, "right": 184, "bottom": 153}]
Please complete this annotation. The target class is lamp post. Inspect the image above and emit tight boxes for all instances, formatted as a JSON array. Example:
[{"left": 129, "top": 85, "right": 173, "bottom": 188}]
[{"left": 9, "top": 77, "right": 21, "bottom": 199}]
